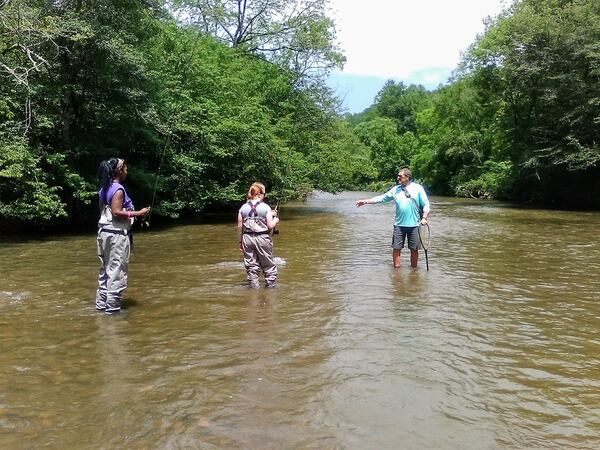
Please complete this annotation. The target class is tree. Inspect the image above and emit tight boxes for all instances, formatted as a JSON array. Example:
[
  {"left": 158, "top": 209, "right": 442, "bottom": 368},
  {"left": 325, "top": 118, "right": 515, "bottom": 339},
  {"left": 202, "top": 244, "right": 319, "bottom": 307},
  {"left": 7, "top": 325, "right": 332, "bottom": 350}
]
[
  {"left": 409, "top": 76, "right": 512, "bottom": 198},
  {"left": 354, "top": 117, "right": 409, "bottom": 180},
  {"left": 0, "top": 1, "right": 166, "bottom": 225},
  {"left": 171, "top": 0, "right": 345, "bottom": 82},
  {"left": 463, "top": 0, "right": 600, "bottom": 205},
  {"left": 374, "top": 80, "right": 431, "bottom": 134},
  {"left": 0, "top": 1, "right": 364, "bottom": 228}
]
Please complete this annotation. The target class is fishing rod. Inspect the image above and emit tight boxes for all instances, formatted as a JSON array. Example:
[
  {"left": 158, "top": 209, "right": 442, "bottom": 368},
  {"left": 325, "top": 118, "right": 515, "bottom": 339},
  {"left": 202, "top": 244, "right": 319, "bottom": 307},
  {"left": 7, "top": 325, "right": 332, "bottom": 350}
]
[
  {"left": 272, "top": 204, "right": 280, "bottom": 235},
  {"left": 272, "top": 141, "right": 294, "bottom": 235},
  {"left": 145, "top": 26, "right": 204, "bottom": 227},
  {"left": 271, "top": 97, "right": 302, "bottom": 236},
  {"left": 418, "top": 221, "right": 430, "bottom": 271}
]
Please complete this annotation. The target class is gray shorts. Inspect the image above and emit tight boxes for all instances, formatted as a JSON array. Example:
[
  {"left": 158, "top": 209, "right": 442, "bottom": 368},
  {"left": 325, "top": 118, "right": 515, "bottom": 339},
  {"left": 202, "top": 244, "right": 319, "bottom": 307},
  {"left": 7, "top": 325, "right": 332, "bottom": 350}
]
[{"left": 392, "top": 226, "right": 419, "bottom": 250}]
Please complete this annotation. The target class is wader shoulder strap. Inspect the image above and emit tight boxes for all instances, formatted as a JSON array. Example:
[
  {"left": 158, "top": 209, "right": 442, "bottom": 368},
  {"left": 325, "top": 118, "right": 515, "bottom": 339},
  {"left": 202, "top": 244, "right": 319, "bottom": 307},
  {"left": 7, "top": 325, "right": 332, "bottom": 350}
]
[
  {"left": 242, "top": 200, "right": 268, "bottom": 234},
  {"left": 248, "top": 200, "right": 262, "bottom": 217}
]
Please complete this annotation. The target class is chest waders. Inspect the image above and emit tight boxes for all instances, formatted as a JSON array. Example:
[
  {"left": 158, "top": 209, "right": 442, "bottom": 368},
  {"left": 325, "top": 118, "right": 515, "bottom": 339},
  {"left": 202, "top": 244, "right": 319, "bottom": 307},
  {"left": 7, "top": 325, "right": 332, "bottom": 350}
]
[
  {"left": 241, "top": 200, "right": 277, "bottom": 288},
  {"left": 242, "top": 201, "right": 270, "bottom": 236},
  {"left": 96, "top": 187, "right": 133, "bottom": 313}
]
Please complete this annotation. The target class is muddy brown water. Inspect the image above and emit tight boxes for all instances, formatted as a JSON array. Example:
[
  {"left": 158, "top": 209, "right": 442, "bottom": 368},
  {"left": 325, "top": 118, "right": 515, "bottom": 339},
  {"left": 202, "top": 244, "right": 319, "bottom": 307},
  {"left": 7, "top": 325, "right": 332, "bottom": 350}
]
[{"left": 1, "top": 192, "right": 600, "bottom": 449}]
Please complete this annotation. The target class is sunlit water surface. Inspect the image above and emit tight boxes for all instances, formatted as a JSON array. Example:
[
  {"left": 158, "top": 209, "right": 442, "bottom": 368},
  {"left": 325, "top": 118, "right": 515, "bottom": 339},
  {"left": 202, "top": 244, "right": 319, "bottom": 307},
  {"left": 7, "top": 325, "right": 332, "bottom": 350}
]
[{"left": 1, "top": 192, "right": 600, "bottom": 449}]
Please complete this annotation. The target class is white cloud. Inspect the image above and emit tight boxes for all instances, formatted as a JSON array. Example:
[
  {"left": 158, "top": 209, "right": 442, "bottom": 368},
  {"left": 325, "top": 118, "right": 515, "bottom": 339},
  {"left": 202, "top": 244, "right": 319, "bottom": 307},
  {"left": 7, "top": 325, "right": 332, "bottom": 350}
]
[{"left": 328, "top": 0, "right": 509, "bottom": 78}]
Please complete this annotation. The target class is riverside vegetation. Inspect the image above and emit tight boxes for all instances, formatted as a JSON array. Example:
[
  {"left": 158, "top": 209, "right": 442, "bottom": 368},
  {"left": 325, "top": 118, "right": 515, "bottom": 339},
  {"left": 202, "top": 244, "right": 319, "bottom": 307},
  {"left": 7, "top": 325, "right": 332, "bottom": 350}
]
[{"left": 1, "top": 0, "right": 599, "bottom": 230}]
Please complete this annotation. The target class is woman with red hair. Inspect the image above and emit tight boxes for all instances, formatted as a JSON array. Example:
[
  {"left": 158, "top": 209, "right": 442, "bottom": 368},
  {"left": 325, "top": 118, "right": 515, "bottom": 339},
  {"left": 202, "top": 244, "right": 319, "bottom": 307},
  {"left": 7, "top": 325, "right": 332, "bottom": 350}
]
[{"left": 237, "top": 182, "right": 280, "bottom": 288}]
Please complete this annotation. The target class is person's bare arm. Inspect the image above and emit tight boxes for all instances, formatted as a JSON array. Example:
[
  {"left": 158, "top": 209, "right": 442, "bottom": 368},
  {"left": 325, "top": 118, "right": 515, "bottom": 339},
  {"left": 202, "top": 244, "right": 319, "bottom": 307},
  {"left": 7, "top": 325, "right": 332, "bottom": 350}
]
[
  {"left": 237, "top": 212, "right": 244, "bottom": 251},
  {"left": 110, "top": 190, "right": 150, "bottom": 219},
  {"left": 265, "top": 209, "right": 279, "bottom": 229},
  {"left": 355, "top": 198, "right": 376, "bottom": 207}
]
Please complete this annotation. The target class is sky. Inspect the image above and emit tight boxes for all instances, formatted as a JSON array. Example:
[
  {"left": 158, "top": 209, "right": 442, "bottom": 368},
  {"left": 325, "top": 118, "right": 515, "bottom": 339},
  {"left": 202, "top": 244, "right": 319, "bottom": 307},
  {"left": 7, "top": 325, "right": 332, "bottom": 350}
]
[{"left": 326, "top": 0, "right": 509, "bottom": 113}]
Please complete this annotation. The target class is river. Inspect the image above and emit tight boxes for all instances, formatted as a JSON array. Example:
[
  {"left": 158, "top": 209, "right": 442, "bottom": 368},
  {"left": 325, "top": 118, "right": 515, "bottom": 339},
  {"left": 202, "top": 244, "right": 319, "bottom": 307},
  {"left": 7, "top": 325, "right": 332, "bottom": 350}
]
[{"left": 1, "top": 191, "right": 599, "bottom": 449}]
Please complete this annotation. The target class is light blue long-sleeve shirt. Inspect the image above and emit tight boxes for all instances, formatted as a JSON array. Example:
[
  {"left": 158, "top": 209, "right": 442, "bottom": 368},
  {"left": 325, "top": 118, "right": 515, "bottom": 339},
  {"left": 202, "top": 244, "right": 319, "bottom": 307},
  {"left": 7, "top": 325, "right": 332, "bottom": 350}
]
[{"left": 371, "top": 182, "right": 431, "bottom": 227}]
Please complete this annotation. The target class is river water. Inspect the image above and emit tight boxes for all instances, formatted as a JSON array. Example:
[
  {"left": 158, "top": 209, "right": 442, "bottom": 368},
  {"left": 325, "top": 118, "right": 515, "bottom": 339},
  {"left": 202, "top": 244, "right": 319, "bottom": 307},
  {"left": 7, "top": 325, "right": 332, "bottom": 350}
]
[{"left": 1, "top": 191, "right": 600, "bottom": 449}]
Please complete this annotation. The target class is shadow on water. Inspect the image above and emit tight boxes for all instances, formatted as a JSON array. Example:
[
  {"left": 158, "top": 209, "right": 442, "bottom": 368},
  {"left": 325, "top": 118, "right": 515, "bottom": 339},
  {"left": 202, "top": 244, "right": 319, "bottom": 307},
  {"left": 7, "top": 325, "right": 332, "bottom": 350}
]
[{"left": 121, "top": 297, "right": 140, "bottom": 310}]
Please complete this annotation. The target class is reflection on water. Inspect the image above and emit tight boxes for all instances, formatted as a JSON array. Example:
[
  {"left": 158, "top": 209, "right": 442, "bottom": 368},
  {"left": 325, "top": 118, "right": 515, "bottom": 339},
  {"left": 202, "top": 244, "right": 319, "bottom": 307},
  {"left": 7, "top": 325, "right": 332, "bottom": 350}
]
[{"left": 1, "top": 192, "right": 600, "bottom": 448}]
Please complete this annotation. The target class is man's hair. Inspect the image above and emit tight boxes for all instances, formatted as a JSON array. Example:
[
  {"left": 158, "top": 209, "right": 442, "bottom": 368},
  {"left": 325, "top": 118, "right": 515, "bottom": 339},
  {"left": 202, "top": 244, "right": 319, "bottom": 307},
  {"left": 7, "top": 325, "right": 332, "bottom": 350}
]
[{"left": 399, "top": 168, "right": 412, "bottom": 181}]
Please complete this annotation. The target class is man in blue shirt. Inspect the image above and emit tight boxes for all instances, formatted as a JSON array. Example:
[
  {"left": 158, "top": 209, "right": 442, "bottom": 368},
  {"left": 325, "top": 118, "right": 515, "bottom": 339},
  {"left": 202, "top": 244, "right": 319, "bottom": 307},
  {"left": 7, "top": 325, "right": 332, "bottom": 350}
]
[{"left": 356, "top": 168, "right": 430, "bottom": 268}]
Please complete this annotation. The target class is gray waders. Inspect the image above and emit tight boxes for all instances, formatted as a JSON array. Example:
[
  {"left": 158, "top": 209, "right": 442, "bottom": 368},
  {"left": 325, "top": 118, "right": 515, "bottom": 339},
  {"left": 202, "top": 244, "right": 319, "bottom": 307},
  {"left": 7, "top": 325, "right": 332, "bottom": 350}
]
[
  {"left": 96, "top": 229, "right": 130, "bottom": 312},
  {"left": 242, "top": 233, "right": 277, "bottom": 288}
]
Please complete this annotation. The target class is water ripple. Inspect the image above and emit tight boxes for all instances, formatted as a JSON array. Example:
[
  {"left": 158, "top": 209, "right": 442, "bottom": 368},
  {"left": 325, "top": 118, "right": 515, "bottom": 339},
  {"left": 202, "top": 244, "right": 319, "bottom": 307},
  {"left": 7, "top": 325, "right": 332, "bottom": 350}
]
[{"left": 1, "top": 195, "right": 600, "bottom": 448}]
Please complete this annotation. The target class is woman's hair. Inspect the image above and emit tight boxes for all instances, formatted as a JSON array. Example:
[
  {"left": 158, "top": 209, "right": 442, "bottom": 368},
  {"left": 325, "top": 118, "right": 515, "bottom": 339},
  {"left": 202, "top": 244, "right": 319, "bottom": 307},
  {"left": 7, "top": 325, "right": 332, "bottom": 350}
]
[
  {"left": 98, "top": 158, "right": 124, "bottom": 204},
  {"left": 247, "top": 182, "right": 266, "bottom": 200}
]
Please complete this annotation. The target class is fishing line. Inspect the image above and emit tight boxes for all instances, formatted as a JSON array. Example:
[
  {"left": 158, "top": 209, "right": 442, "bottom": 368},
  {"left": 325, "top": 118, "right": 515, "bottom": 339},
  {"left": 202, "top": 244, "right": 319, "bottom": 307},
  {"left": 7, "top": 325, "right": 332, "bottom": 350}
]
[
  {"left": 272, "top": 140, "right": 294, "bottom": 235},
  {"left": 146, "top": 26, "right": 204, "bottom": 226},
  {"left": 418, "top": 222, "right": 430, "bottom": 271}
]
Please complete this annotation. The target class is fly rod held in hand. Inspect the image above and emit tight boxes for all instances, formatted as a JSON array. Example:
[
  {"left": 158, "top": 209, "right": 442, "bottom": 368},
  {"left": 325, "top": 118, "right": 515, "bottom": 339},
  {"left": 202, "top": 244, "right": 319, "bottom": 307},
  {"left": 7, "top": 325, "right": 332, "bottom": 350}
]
[{"left": 272, "top": 205, "right": 280, "bottom": 235}]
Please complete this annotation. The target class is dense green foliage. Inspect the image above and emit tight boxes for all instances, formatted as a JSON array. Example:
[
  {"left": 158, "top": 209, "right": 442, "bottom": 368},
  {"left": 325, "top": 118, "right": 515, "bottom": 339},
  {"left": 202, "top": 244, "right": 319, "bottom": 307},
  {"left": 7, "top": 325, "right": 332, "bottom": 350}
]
[
  {"left": 2, "top": 0, "right": 599, "bottom": 229},
  {"left": 0, "top": 0, "right": 369, "bottom": 228},
  {"left": 348, "top": 0, "right": 600, "bottom": 208},
  {"left": 171, "top": 0, "right": 345, "bottom": 82}
]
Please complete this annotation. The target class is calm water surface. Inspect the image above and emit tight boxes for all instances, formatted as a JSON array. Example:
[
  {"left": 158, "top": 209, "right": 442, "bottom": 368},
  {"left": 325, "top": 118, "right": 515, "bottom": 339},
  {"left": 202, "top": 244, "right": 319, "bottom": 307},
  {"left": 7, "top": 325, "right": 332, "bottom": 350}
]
[{"left": 1, "top": 192, "right": 600, "bottom": 449}]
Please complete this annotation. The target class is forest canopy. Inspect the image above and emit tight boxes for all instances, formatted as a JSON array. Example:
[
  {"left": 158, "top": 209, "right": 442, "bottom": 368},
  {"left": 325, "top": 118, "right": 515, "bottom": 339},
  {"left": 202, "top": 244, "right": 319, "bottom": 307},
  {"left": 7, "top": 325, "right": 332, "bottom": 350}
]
[
  {"left": 0, "top": 0, "right": 370, "bottom": 227},
  {"left": 1, "top": 0, "right": 599, "bottom": 229},
  {"left": 347, "top": 0, "right": 600, "bottom": 208}
]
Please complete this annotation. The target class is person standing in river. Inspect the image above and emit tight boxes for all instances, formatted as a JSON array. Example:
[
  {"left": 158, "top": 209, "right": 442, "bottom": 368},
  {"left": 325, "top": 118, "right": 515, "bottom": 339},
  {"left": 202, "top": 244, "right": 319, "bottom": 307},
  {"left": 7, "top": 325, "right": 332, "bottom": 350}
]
[
  {"left": 237, "top": 182, "right": 279, "bottom": 288},
  {"left": 355, "top": 168, "right": 430, "bottom": 268},
  {"left": 95, "top": 158, "right": 150, "bottom": 314}
]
